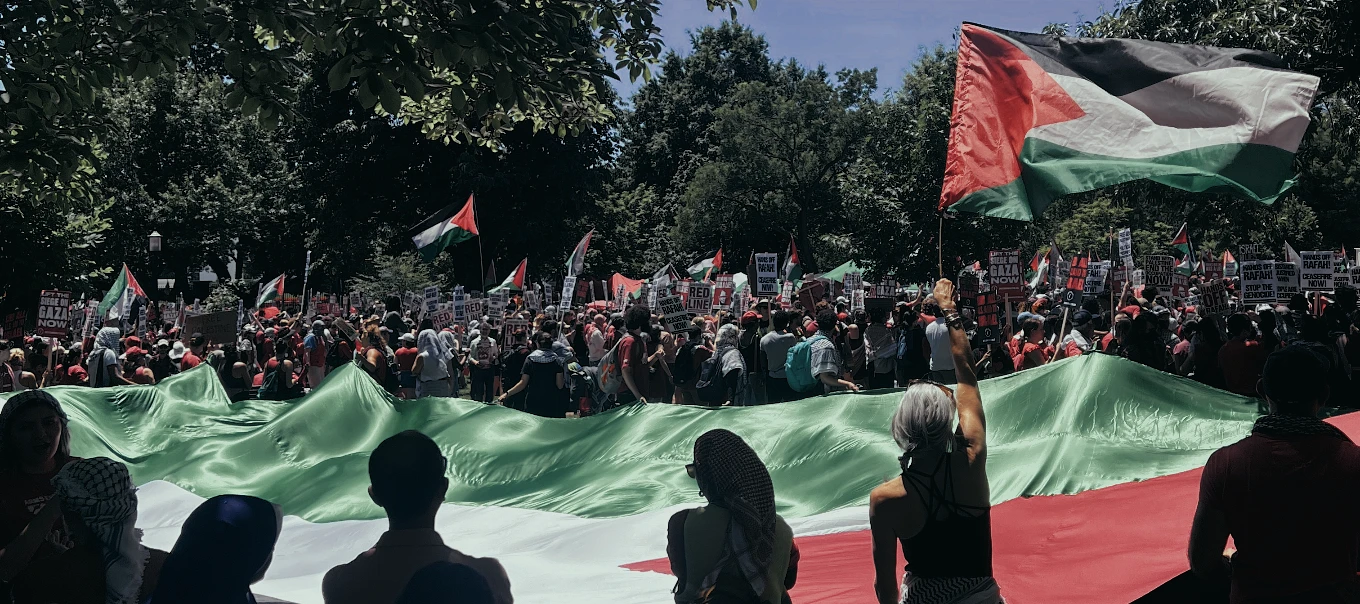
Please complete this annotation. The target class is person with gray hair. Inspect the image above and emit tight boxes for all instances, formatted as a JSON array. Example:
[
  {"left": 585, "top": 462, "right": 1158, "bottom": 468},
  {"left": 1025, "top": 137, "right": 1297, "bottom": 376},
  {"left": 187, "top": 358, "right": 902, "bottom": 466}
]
[{"left": 870, "top": 279, "right": 999, "bottom": 604}]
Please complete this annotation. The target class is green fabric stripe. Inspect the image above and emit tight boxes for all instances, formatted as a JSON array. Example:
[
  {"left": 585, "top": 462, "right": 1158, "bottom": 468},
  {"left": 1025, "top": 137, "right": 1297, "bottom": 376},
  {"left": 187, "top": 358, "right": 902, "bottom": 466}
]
[
  {"left": 951, "top": 140, "right": 1298, "bottom": 221},
  {"left": 418, "top": 226, "right": 474, "bottom": 262},
  {"left": 9, "top": 355, "right": 1258, "bottom": 523}
]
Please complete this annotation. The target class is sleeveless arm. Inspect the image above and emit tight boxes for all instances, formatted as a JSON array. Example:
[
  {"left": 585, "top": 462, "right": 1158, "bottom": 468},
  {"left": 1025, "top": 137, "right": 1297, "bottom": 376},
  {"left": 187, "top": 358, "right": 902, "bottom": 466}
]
[
  {"left": 934, "top": 279, "right": 985, "bottom": 464},
  {"left": 869, "top": 495, "right": 900, "bottom": 604}
]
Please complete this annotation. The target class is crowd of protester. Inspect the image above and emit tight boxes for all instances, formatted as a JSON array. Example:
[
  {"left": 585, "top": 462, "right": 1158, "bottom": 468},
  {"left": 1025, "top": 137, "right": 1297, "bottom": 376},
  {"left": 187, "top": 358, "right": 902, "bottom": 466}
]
[{"left": 3, "top": 275, "right": 1360, "bottom": 603}]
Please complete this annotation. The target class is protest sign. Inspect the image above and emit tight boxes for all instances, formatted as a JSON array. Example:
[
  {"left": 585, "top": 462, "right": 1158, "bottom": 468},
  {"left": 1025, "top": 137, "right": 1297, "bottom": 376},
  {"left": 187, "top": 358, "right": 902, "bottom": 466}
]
[
  {"left": 1052, "top": 260, "right": 1070, "bottom": 289},
  {"left": 780, "top": 281, "right": 794, "bottom": 309},
  {"left": 957, "top": 271, "right": 981, "bottom": 309},
  {"left": 452, "top": 288, "right": 467, "bottom": 324},
  {"left": 430, "top": 310, "right": 454, "bottom": 331},
  {"left": 3, "top": 311, "right": 25, "bottom": 340},
  {"left": 874, "top": 275, "right": 898, "bottom": 299},
  {"left": 711, "top": 275, "right": 734, "bottom": 309},
  {"left": 1143, "top": 255, "right": 1174, "bottom": 289},
  {"left": 1199, "top": 281, "right": 1231, "bottom": 315},
  {"left": 850, "top": 290, "right": 864, "bottom": 313},
  {"left": 1131, "top": 269, "right": 1145, "bottom": 289},
  {"left": 843, "top": 271, "right": 863, "bottom": 294},
  {"left": 1117, "top": 229, "right": 1133, "bottom": 267},
  {"left": 797, "top": 281, "right": 825, "bottom": 310},
  {"left": 37, "top": 290, "right": 72, "bottom": 337},
  {"left": 1203, "top": 252, "right": 1224, "bottom": 283},
  {"left": 754, "top": 253, "right": 779, "bottom": 296},
  {"left": 1352, "top": 266, "right": 1360, "bottom": 288},
  {"left": 688, "top": 282, "right": 714, "bottom": 314},
  {"left": 488, "top": 292, "right": 506, "bottom": 327},
  {"left": 1170, "top": 273, "right": 1190, "bottom": 301},
  {"left": 561, "top": 276, "right": 577, "bottom": 308},
  {"left": 1084, "top": 261, "right": 1109, "bottom": 295},
  {"left": 987, "top": 250, "right": 1023, "bottom": 297},
  {"left": 659, "top": 295, "right": 690, "bottom": 333},
  {"left": 1334, "top": 251, "right": 1350, "bottom": 287},
  {"left": 1300, "top": 251, "right": 1334, "bottom": 291},
  {"left": 975, "top": 292, "right": 1001, "bottom": 344},
  {"left": 182, "top": 310, "right": 236, "bottom": 345},
  {"left": 1240, "top": 260, "right": 1277, "bottom": 305},
  {"left": 1060, "top": 257, "right": 1089, "bottom": 307},
  {"left": 1275, "top": 262, "right": 1300, "bottom": 303},
  {"left": 647, "top": 283, "right": 658, "bottom": 309},
  {"left": 465, "top": 298, "right": 484, "bottom": 320},
  {"left": 736, "top": 292, "right": 753, "bottom": 315},
  {"left": 1237, "top": 244, "right": 1270, "bottom": 261},
  {"left": 675, "top": 280, "right": 691, "bottom": 307}
]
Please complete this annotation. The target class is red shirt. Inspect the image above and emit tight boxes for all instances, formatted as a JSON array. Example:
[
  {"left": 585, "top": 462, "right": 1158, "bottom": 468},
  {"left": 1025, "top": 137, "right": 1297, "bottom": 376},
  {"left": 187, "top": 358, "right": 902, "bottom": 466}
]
[
  {"left": 1218, "top": 338, "right": 1269, "bottom": 397},
  {"left": 395, "top": 346, "right": 419, "bottom": 372},
  {"left": 1100, "top": 332, "right": 1115, "bottom": 352},
  {"left": 619, "top": 333, "right": 650, "bottom": 399},
  {"left": 180, "top": 351, "right": 201, "bottom": 369},
  {"left": 307, "top": 338, "right": 328, "bottom": 368},
  {"left": 1200, "top": 431, "right": 1360, "bottom": 602}
]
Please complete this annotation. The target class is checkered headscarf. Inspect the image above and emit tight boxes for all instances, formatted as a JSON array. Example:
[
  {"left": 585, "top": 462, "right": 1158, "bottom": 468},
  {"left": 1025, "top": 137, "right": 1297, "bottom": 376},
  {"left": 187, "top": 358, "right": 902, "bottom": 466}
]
[
  {"left": 52, "top": 457, "right": 147, "bottom": 604},
  {"left": 693, "top": 429, "right": 777, "bottom": 597}
]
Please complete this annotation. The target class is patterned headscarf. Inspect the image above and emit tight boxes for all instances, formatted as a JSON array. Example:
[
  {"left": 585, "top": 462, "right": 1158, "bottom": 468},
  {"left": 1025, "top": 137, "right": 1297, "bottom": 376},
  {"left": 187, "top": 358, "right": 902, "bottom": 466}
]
[
  {"left": 94, "top": 327, "right": 122, "bottom": 355},
  {"left": 0, "top": 389, "right": 71, "bottom": 470},
  {"left": 693, "top": 429, "right": 777, "bottom": 597},
  {"left": 51, "top": 457, "right": 147, "bottom": 604}
]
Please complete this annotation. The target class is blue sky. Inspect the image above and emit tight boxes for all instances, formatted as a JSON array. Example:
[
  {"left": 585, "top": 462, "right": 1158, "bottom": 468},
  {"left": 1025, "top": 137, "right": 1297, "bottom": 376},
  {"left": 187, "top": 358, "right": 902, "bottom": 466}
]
[{"left": 611, "top": 0, "right": 1113, "bottom": 100}]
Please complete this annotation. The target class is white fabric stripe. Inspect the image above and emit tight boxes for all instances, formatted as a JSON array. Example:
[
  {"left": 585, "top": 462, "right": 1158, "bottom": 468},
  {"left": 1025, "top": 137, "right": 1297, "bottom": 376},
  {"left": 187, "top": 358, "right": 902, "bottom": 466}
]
[
  {"left": 134, "top": 481, "right": 869, "bottom": 604},
  {"left": 411, "top": 217, "right": 455, "bottom": 249},
  {"left": 1030, "top": 67, "right": 1318, "bottom": 157}
]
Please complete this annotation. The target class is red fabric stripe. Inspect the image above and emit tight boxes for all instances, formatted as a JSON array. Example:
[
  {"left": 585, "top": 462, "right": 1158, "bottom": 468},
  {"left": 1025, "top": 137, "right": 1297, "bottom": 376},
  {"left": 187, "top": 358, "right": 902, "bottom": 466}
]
[
  {"left": 626, "top": 413, "right": 1360, "bottom": 603},
  {"left": 452, "top": 193, "right": 479, "bottom": 236}
]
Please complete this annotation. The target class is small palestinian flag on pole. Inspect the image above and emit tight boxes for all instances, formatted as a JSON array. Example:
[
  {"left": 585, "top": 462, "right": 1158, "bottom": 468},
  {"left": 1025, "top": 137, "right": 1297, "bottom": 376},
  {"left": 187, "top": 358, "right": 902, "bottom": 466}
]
[
  {"left": 939, "top": 23, "right": 1319, "bottom": 221},
  {"left": 257, "top": 273, "right": 286, "bottom": 308},
  {"left": 688, "top": 248, "right": 723, "bottom": 282},
  {"left": 483, "top": 260, "right": 498, "bottom": 289},
  {"left": 1027, "top": 247, "right": 1050, "bottom": 290},
  {"left": 784, "top": 235, "right": 803, "bottom": 282},
  {"left": 1223, "top": 250, "right": 1239, "bottom": 277},
  {"left": 410, "top": 194, "right": 479, "bottom": 262},
  {"left": 490, "top": 258, "right": 528, "bottom": 293},
  {"left": 1170, "top": 223, "right": 1197, "bottom": 275},
  {"left": 566, "top": 230, "right": 593, "bottom": 278},
  {"left": 97, "top": 264, "right": 146, "bottom": 319}
]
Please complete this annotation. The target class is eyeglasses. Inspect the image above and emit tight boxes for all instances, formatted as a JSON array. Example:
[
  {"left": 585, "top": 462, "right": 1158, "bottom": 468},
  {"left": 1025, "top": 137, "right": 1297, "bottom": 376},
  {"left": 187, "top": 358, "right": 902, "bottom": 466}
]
[{"left": 685, "top": 463, "right": 697, "bottom": 479}]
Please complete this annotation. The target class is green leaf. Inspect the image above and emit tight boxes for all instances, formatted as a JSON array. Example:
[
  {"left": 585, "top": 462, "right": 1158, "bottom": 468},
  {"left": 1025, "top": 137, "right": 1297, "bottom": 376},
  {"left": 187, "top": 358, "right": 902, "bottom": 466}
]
[
  {"left": 378, "top": 77, "right": 402, "bottom": 114},
  {"left": 357, "top": 77, "right": 377, "bottom": 109},
  {"left": 494, "top": 71, "right": 514, "bottom": 100},
  {"left": 327, "top": 55, "right": 355, "bottom": 91},
  {"left": 400, "top": 70, "right": 426, "bottom": 102}
]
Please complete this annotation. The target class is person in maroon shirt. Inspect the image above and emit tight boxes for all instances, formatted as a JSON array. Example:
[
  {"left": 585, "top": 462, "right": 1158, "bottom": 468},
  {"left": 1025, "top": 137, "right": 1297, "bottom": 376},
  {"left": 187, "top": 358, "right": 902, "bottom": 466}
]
[
  {"left": 1218, "top": 313, "right": 1271, "bottom": 398},
  {"left": 1190, "top": 344, "right": 1360, "bottom": 603}
]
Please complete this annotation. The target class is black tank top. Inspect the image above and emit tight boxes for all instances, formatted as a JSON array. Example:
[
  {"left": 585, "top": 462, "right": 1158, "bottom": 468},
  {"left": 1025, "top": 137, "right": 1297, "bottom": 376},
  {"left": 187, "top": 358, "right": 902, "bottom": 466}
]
[{"left": 899, "top": 452, "right": 994, "bottom": 578}]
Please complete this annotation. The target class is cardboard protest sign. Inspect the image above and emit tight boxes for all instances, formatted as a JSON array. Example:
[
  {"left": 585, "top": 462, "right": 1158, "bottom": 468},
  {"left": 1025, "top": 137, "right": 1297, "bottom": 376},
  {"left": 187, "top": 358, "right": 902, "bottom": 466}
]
[
  {"left": 37, "top": 290, "right": 72, "bottom": 337},
  {"left": 3, "top": 311, "right": 25, "bottom": 340},
  {"left": 987, "top": 250, "right": 1023, "bottom": 297},
  {"left": 1142, "top": 255, "right": 1174, "bottom": 289},
  {"left": 1240, "top": 260, "right": 1277, "bottom": 305},
  {"left": 711, "top": 285, "right": 734, "bottom": 310},
  {"left": 755, "top": 253, "right": 779, "bottom": 296},
  {"left": 488, "top": 292, "right": 506, "bottom": 327},
  {"left": 975, "top": 292, "right": 1001, "bottom": 344},
  {"left": 1199, "top": 281, "right": 1231, "bottom": 315},
  {"left": 797, "top": 281, "right": 825, "bottom": 310},
  {"left": 465, "top": 298, "right": 484, "bottom": 320},
  {"left": 1237, "top": 244, "right": 1270, "bottom": 261},
  {"left": 424, "top": 286, "right": 441, "bottom": 314},
  {"left": 1117, "top": 229, "right": 1133, "bottom": 267},
  {"left": 780, "top": 281, "right": 794, "bottom": 309},
  {"left": 1300, "top": 251, "right": 1335, "bottom": 291},
  {"left": 182, "top": 310, "right": 237, "bottom": 345},
  {"left": 688, "top": 282, "right": 714, "bottom": 314},
  {"left": 658, "top": 295, "right": 690, "bottom": 333},
  {"left": 1084, "top": 261, "right": 1109, "bottom": 295},
  {"left": 1275, "top": 262, "right": 1300, "bottom": 303}
]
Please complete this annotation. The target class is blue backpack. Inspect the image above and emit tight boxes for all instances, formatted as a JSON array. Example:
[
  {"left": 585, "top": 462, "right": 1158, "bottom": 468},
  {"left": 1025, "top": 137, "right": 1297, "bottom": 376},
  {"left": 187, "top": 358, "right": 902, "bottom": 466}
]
[{"left": 784, "top": 334, "right": 827, "bottom": 393}]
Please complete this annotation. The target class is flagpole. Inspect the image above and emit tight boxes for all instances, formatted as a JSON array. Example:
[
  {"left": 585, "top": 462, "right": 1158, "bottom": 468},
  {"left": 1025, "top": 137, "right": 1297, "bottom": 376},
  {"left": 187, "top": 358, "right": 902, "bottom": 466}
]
[
  {"left": 474, "top": 201, "right": 486, "bottom": 293},
  {"left": 937, "top": 212, "right": 945, "bottom": 280}
]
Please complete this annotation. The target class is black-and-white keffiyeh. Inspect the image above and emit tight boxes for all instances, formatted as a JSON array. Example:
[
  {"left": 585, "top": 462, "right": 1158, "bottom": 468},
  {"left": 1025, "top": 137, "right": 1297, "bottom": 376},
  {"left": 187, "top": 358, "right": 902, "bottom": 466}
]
[
  {"left": 693, "top": 429, "right": 777, "bottom": 598},
  {"left": 51, "top": 457, "right": 147, "bottom": 604},
  {"left": 1253, "top": 414, "right": 1349, "bottom": 441}
]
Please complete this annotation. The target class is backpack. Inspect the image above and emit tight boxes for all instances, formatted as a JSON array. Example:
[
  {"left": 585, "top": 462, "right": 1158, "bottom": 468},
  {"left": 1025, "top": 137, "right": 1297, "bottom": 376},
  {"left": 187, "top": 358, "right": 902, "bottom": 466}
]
[
  {"left": 785, "top": 334, "right": 827, "bottom": 393},
  {"left": 672, "top": 340, "right": 699, "bottom": 385},
  {"left": 596, "top": 335, "right": 632, "bottom": 395},
  {"left": 695, "top": 349, "right": 740, "bottom": 405}
]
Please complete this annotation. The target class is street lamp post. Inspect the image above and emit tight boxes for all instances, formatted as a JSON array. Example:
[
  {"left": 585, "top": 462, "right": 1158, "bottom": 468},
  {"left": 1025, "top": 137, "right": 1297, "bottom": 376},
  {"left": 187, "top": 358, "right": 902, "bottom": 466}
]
[{"left": 148, "top": 231, "right": 162, "bottom": 253}]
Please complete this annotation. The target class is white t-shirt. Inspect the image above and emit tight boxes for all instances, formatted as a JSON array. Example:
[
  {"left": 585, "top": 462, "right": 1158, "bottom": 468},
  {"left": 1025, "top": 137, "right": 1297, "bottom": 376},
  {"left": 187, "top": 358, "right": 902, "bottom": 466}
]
[
  {"left": 925, "top": 318, "right": 954, "bottom": 371},
  {"left": 471, "top": 337, "right": 499, "bottom": 369},
  {"left": 587, "top": 325, "right": 607, "bottom": 362}
]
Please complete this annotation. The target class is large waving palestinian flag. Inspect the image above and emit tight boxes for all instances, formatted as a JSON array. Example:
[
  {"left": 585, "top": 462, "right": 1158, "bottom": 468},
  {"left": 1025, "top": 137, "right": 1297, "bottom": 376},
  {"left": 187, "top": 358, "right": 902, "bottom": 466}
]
[
  {"left": 10, "top": 355, "right": 1322, "bottom": 603},
  {"left": 940, "top": 23, "right": 1320, "bottom": 221},
  {"left": 411, "top": 194, "right": 478, "bottom": 262}
]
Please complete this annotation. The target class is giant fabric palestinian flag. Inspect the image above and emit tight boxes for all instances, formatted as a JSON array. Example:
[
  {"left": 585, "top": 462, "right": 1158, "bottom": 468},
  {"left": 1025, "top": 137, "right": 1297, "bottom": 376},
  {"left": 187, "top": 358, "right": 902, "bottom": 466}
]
[
  {"left": 9, "top": 355, "right": 1317, "bottom": 603},
  {"left": 940, "top": 23, "right": 1319, "bottom": 221}
]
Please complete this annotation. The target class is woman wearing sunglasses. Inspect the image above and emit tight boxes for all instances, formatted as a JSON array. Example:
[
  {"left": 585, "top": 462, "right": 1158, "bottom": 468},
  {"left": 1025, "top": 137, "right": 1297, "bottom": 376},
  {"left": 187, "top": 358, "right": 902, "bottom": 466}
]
[
  {"left": 667, "top": 429, "right": 798, "bottom": 604},
  {"left": 870, "top": 279, "right": 999, "bottom": 604}
]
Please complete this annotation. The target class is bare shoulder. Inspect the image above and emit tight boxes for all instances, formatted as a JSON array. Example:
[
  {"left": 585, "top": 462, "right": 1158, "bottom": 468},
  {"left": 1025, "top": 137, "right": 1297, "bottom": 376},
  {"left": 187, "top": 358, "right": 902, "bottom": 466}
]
[{"left": 869, "top": 476, "right": 907, "bottom": 509}]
